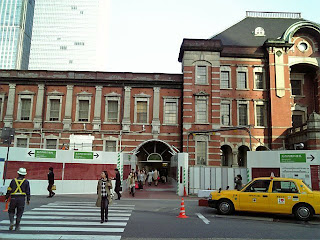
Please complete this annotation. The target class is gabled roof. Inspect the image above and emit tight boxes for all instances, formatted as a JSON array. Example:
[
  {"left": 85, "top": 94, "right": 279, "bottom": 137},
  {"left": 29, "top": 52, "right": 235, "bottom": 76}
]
[{"left": 211, "top": 17, "right": 304, "bottom": 47}]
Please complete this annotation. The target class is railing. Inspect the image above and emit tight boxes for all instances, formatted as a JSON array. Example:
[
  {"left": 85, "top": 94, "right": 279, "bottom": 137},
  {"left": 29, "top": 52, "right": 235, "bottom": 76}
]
[
  {"left": 287, "top": 123, "right": 308, "bottom": 134},
  {"left": 246, "top": 11, "right": 301, "bottom": 19}
]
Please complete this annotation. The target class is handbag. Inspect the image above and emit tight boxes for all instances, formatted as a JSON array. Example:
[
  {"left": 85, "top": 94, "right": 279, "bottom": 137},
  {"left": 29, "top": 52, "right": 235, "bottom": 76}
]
[
  {"left": 51, "top": 185, "right": 56, "bottom": 190},
  {"left": 135, "top": 183, "right": 139, "bottom": 189}
]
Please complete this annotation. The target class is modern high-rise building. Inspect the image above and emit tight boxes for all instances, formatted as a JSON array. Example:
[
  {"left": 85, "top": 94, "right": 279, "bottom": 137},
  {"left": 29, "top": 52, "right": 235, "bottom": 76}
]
[
  {"left": 0, "top": 0, "right": 35, "bottom": 70},
  {"left": 28, "top": 0, "right": 109, "bottom": 71}
]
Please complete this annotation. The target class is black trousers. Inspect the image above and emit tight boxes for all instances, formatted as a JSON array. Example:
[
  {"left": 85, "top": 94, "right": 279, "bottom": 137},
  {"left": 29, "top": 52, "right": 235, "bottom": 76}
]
[
  {"left": 8, "top": 196, "right": 25, "bottom": 226},
  {"left": 100, "top": 197, "right": 109, "bottom": 221},
  {"left": 47, "top": 184, "right": 54, "bottom": 196},
  {"left": 115, "top": 188, "right": 121, "bottom": 199}
]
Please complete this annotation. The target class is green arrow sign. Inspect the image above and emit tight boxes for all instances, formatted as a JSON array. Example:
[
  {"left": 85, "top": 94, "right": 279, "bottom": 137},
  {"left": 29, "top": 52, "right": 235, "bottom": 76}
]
[
  {"left": 74, "top": 152, "right": 93, "bottom": 159},
  {"left": 280, "top": 153, "right": 306, "bottom": 163},
  {"left": 35, "top": 150, "right": 56, "bottom": 159}
]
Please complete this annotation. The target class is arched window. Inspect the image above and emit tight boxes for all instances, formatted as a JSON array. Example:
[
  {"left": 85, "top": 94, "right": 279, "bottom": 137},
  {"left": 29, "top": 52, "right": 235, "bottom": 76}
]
[{"left": 254, "top": 27, "right": 265, "bottom": 36}]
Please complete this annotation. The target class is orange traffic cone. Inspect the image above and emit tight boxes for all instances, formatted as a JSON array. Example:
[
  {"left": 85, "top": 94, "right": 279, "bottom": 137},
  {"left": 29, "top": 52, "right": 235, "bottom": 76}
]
[
  {"left": 183, "top": 186, "right": 187, "bottom": 197},
  {"left": 3, "top": 200, "right": 9, "bottom": 212},
  {"left": 177, "top": 198, "right": 189, "bottom": 218}
]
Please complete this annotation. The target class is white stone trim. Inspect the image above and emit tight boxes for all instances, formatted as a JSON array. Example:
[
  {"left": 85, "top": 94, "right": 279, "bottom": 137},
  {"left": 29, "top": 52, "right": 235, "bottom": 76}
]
[
  {"left": 103, "top": 136, "right": 118, "bottom": 152},
  {"left": 195, "top": 64, "right": 209, "bottom": 85},
  {"left": 254, "top": 100, "right": 267, "bottom": 127},
  {"left": 220, "top": 99, "right": 232, "bottom": 126},
  {"left": 195, "top": 95, "right": 208, "bottom": 124},
  {"left": 75, "top": 94, "right": 92, "bottom": 123},
  {"left": 220, "top": 66, "right": 232, "bottom": 89},
  {"left": 44, "top": 134, "right": 59, "bottom": 149},
  {"left": 253, "top": 66, "right": 266, "bottom": 90},
  {"left": 14, "top": 134, "right": 29, "bottom": 148},
  {"left": 236, "top": 66, "right": 249, "bottom": 90},
  {"left": 17, "top": 94, "right": 34, "bottom": 122},
  {"left": 237, "top": 100, "right": 249, "bottom": 126},
  {"left": 104, "top": 96, "right": 121, "bottom": 123},
  {"left": 163, "top": 97, "right": 178, "bottom": 125},
  {"left": 134, "top": 97, "right": 150, "bottom": 124}
]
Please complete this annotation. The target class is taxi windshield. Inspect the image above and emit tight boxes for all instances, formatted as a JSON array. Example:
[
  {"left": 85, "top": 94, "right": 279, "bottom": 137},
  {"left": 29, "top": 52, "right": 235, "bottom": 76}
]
[
  {"left": 302, "top": 181, "right": 312, "bottom": 191},
  {"left": 240, "top": 180, "right": 253, "bottom": 191}
]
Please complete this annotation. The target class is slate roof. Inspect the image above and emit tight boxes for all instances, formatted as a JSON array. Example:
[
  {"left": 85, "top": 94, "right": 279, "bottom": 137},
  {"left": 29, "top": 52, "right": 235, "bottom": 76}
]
[{"left": 210, "top": 17, "right": 305, "bottom": 47}]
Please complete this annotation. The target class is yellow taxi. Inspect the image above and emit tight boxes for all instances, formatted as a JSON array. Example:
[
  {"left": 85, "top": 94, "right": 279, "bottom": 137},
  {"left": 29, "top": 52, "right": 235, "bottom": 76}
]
[{"left": 208, "top": 177, "right": 320, "bottom": 221}]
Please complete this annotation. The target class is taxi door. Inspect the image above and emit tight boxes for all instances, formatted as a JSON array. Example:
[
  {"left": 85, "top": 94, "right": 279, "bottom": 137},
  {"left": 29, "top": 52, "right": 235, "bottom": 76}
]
[
  {"left": 268, "top": 180, "right": 300, "bottom": 214},
  {"left": 239, "top": 180, "right": 271, "bottom": 212}
]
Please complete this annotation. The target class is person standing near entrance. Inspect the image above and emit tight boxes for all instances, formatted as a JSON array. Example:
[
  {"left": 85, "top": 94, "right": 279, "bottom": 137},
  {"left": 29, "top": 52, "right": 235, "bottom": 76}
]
[
  {"left": 234, "top": 174, "right": 243, "bottom": 191},
  {"left": 96, "top": 171, "right": 112, "bottom": 223},
  {"left": 114, "top": 168, "right": 121, "bottom": 200},
  {"left": 5, "top": 168, "right": 30, "bottom": 231},
  {"left": 147, "top": 170, "right": 153, "bottom": 186},
  {"left": 47, "top": 167, "right": 55, "bottom": 198},
  {"left": 153, "top": 169, "right": 159, "bottom": 186}
]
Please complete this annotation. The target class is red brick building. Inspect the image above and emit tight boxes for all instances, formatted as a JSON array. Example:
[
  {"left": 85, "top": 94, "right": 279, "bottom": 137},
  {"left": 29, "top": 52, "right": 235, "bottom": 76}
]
[{"left": 1, "top": 11, "right": 320, "bottom": 169}]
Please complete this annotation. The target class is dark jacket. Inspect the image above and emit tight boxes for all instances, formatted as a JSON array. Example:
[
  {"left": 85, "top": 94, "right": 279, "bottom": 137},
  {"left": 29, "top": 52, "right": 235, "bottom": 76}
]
[
  {"left": 48, "top": 171, "right": 54, "bottom": 185},
  {"left": 6, "top": 176, "right": 31, "bottom": 202},
  {"left": 115, "top": 172, "right": 121, "bottom": 191}
]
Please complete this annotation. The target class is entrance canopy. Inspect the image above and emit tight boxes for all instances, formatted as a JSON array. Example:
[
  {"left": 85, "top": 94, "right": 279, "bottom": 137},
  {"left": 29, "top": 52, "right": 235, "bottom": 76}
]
[{"left": 132, "top": 139, "right": 179, "bottom": 162}]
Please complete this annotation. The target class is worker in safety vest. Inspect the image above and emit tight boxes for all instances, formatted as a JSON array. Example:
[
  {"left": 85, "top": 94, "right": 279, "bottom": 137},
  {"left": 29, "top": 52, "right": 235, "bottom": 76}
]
[{"left": 5, "top": 167, "right": 30, "bottom": 231}]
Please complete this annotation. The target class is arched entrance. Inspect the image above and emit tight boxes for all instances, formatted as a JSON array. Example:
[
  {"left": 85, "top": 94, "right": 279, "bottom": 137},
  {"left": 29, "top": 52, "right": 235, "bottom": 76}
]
[
  {"left": 221, "top": 145, "right": 232, "bottom": 167},
  {"left": 238, "top": 145, "right": 250, "bottom": 167},
  {"left": 132, "top": 139, "right": 178, "bottom": 178}
]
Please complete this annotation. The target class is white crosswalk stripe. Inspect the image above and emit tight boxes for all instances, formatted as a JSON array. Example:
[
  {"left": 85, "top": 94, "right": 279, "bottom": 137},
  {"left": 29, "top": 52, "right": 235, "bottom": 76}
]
[{"left": 0, "top": 201, "right": 134, "bottom": 240}]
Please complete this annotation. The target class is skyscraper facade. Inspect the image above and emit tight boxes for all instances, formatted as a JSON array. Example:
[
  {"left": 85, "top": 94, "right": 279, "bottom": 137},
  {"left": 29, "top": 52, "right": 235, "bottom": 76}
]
[
  {"left": 29, "top": 0, "right": 109, "bottom": 71},
  {"left": 0, "top": 0, "right": 35, "bottom": 70}
]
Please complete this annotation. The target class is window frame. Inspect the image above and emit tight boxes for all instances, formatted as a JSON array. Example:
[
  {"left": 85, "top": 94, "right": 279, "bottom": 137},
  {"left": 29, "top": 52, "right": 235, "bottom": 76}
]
[
  {"left": 163, "top": 97, "right": 179, "bottom": 125},
  {"left": 45, "top": 137, "right": 59, "bottom": 150},
  {"left": 221, "top": 99, "right": 232, "bottom": 126},
  {"left": 75, "top": 92, "right": 92, "bottom": 123},
  {"left": 220, "top": 66, "right": 231, "bottom": 89},
  {"left": 134, "top": 95, "right": 150, "bottom": 124},
  {"left": 290, "top": 73, "right": 304, "bottom": 97},
  {"left": 17, "top": 91, "right": 35, "bottom": 122},
  {"left": 46, "top": 93, "right": 63, "bottom": 122},
  {"left": 195, "top": 65, "right": 208, "bottom": 85},
  {"left": 195, "top": 135, "right": 208, "bottom": 166},
  {"left": 254, "top": 100, "right": 267, "bottom": 127},
  {"left": 0, "top": 94, "right": 5, "bottom": 120},
  {"left": 272, "top": 181, "right": 299, "bottom": 194},
  {"left": 243, "top": 180, "right": 271, "bottom": 192},
  {"left": 237, "top": 100, "right": 249, "bottom": 126},
  {"left": 105, "top": 96, "right": 121, "bottom": 124},
  {"left": 103, "top": 136, "right": 118, "bottom": 152},
  {"left": 15, "top": 135, "right": 29, "bottom": 148},
  {"left": 253, "top": 67, "right": 265, "bottom": 90},
  {"left": 236, "top": 67, "right": 248, "bottom": 90},
  {"left": 195, "top": 96, "right": 208, "bottom": 124}
]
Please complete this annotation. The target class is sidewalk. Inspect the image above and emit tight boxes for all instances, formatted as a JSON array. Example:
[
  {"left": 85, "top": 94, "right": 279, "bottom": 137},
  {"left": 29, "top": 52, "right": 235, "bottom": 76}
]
[{"left": 121, "top": 181, "right": 198, "bottom": 200}]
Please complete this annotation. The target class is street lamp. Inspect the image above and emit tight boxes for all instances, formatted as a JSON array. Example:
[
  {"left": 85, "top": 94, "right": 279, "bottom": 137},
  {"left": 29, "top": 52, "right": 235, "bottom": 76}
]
[
  {"left": 1, "top": 127, "right": 15, "bottom": 185},
  {"left": 294, "top": 143, "right": 304, "bottom": 150}
]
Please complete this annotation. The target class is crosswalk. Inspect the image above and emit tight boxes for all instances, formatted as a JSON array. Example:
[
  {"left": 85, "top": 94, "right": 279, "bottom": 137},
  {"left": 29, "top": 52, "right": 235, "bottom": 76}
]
[{"left": 0, "top": 201, "right": 134, "bottom": 240}]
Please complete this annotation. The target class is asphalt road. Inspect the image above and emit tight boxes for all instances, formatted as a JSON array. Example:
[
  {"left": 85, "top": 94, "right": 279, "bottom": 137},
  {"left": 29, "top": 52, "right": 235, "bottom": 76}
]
[{"left": 0, "top": 195, "right": 320, "bottom": 240}]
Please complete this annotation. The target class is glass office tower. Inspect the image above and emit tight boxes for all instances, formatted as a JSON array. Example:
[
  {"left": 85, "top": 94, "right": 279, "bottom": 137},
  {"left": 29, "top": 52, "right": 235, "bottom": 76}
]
[
  {"left": 0, "top": 0, "right": 35, "bottom": 70},
  {"left": 29, "top": 0, "right": 109, "bottom": 71}
]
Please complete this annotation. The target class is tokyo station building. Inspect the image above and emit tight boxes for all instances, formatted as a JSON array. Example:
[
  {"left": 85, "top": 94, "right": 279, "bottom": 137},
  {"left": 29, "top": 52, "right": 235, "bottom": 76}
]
[{"left": 1, "top": 11, "right": 320, "bottom": 168}]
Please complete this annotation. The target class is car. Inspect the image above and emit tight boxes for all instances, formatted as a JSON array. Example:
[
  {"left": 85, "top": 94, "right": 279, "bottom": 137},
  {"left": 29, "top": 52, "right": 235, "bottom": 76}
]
[{"left": 208, "top": 177, "right": 320, "bottom": 221}]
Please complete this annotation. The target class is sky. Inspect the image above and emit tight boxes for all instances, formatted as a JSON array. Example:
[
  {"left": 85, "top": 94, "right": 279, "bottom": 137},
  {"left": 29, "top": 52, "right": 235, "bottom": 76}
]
[{"left": 105, "top": 0, "right": 320, "bottom": 74}]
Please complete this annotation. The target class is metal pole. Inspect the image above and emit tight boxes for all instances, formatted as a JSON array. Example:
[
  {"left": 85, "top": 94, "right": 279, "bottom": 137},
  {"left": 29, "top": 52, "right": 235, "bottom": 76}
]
[{"left": 3, "top": 139, "right": 10, "bottom": 186}]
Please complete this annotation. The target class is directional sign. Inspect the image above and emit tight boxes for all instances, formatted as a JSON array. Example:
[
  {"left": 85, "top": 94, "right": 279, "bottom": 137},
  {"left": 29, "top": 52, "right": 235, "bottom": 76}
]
[
  {"left": 280, "top": 153, "right": 306, "bottom": 163},
  {"left": 307, "top": 155, "right": 315, "bottom": 161},
  {"left": 74, "top": 152, "right": 93, "bottom": 159},
  {"left": 35, "top": 150, "right": 56, "bottom": 159}
]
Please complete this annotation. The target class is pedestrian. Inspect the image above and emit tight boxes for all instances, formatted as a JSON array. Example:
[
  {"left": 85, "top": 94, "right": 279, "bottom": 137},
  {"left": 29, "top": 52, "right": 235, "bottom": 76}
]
[
  {"left": 153, "top": 169, "right": 159, "bottom": 186},
  {"left": 234, "top": 174, "right": 243, "bottom": 191},
  {"left": 114, "top": 168, "right": 121, "bottom": 200},
  {"left": 127, "top": 172, "right": 137, "bottom": 197},
  {"left": 96, "top": 171, "right": 112, "bottom": 223},
  {"left": 147, "top": 170, "right": 153, "bottom": 186},
  {"left": 142, "top": 168, "right": 147, "bottom": 185},
  {"left": 47, "top": 167, "right": 55, "bottom": 198},
  {"left": 5, "top": 167, "right": 30, "bottom": 231},
  {"left": 138, "top": 170, "right": 144, "bottom": 189}
]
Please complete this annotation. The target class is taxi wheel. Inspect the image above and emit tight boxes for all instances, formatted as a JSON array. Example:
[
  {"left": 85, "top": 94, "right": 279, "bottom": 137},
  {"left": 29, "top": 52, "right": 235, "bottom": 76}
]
[
  {"left": 217, "top": 199, "right": 234, "bottom": 215},
  {"left": 294, "top": 204, "right": 313, "bottom": 221}
]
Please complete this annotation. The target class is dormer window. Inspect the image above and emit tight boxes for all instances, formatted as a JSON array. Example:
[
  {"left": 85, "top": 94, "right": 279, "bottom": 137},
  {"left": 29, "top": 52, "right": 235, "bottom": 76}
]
[{"left": 254, "top": 27, "right": 265, "bottom": 36}]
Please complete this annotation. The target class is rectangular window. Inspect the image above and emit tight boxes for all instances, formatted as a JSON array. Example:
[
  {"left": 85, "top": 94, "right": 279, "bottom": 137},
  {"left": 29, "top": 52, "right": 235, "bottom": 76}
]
[
  {"left": 137, "top": 101, "right": 147, "bottom": 123},
  {"left": 220, "top": 71, "right": 230, "bottom": 88},
  {"left": 255, "top": 72, "right": 264, "bottom": 89},
  {"left": 46, "top": 139, "right": 57, "bottom": 149},
  {"left": 196, "top": 66, "right": 207, "bottom": 84},
  {"left": 78, "top": 100, "right": 89, "bottom": 122},
  {"left": 17, "top": 138, "right": 27, "bottom": 148},
  {"left": 164, "top": 101, "right": 177, "bottom": 124},
  {"left": 237, "top": 72, "right": 247, "bottom": 89},
  {"left": 196, "top": 141, "right": 207, "bottom": 165},
  {"left": 20, "top": 99, "right": 31, "bottom": 120},
  {"left": 196, "top": 98, "right": 207, "bottom": 123},
  {"left": 107, "top": 100, "right": 119, "bottom": 122},
  {"left": 292, "top": 114, "right": 303, "bottom": 127},
  {"left": 221, "top": 103, "right": 231, "bottom": 125},
  {"left": 0, "top": 98, "right": 2, "bottom": 118},
  {"left": 239, "top": 104, "right": 248, "bottom": 125},
  {"left": 105, "top": 141, "right": 116, "bottom": 152},
  {"left": 256, "top": 104, "right": 266, "bottom": 127},
  {"left": 291, "top": 80, "right": 302, "bottom": 95},
  {"left": 49, "top": 99, "right": 60, "bottom": 121}
]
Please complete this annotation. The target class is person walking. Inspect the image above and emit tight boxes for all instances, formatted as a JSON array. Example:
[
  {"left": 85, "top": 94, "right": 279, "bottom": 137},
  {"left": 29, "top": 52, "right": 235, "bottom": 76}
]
[
  {"left": 5, "top": 168, "right": 30, "bottom": 231},
  {"left": 114, "top": 168, "right": 121, "bottom": 200},
  {"left": 153, "top": 169, "right": 159, "bottom": 186},
  {"left": 127, "top": 172, "right": 137, "bottom": 197},
  {"left": 96, "top": 171, "right": 112, "bottom": 223},
  {"left": 234, "top": 174, "right": 243, "bottom": 191},
  {"left": 147, "top": 170, "right": 153, "bottom": 186},
  {"left": 138, "top": 170, "right": 144, "bottom": 189},
  {"left": 47, "top": 167, "right": 55, "bottom": 198}
]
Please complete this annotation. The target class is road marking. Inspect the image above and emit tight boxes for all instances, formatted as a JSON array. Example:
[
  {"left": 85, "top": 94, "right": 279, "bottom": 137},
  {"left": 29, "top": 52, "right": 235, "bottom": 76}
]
[
  {"left": 0, "top": 234, "right": 121, "bottom": 240},
  {"left": 22, "top": 215, "right": 130, "bottom": 221},
  {"left": 47, "top": 203, "right": 135, "bottom": 207},
  {"left": 25, "top": 211, "right": 131, "bottom": 216},
  {"left": 40, "top": 205, "right": 135, "bottom": 210},
  {"left": 0, "top": 226, "right": 124, "bottom": 232},
  {"left": 0, "top": 220, "right": 127, "bottom": 226},
  {"left": 31, "top": 208, "right": 132, "bottom": 212},
  {"left": 196, "top": 213, "right": 210, "bottom": 224}
]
